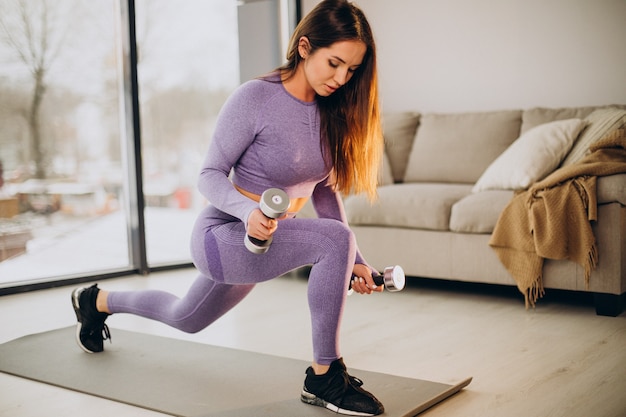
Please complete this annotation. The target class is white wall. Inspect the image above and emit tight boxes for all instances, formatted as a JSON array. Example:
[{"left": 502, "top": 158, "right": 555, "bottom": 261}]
[{"left": 302, "top": 0, "right": 626, "bottom": 113}]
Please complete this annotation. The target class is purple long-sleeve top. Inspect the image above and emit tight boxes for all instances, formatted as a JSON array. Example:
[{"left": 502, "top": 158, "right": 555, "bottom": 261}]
[{"left": 197, "top": 73, "right": 367, "bottom": 266}]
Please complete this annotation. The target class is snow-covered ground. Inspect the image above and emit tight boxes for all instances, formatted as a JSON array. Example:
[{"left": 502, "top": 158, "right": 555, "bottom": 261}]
[{"left": 0, "top": 207, "right": 198, "bottom": 286}]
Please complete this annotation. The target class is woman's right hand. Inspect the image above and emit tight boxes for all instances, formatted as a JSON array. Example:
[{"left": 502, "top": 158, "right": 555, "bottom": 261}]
[{"left": 246, "top": 208, "right": 279, "bottom": 241}]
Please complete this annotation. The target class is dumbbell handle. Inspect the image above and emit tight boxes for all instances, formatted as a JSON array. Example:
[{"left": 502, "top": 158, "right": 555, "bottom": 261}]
[
  {"left": 371, "top": 274, "right": 387, "bottom": 287},
  {"left": 348, "top": 273, "right": 391, "bottom": 291},
  {"left": 349, "top": 265, "right": 405, "bottom": 293},
  {"left": 348, "top": 274, "right": 386, "bottom": 288},
  {"left": 247, "top": 235, "right": 270, "bottom": 246},
  {"left": 245, "top": 188, "right": 290, "bottom": 254}
]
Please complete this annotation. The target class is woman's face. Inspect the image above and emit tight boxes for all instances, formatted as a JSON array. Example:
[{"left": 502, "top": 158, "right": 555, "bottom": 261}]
[{"left": 299, "top": 39, "right": 366, "bottom": 97}]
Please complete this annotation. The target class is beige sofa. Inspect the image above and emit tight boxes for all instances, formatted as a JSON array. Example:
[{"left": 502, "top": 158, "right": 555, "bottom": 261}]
[{"left": 343, "top": 106, "right": 626, "bottom": 316}]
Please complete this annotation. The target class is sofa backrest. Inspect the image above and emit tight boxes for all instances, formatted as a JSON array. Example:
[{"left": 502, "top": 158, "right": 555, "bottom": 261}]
[
  {"left": 403, "top": 110, "right": 522, "bottom": 184},
  {"left": 381, "top": 112, "right": 421, "bottom": 183},
  {"left": 382, "top": 105, "right": 626, "bottom": 186},
  {"left": 520, "top": 106, "right": 599, "bottom": 134}
]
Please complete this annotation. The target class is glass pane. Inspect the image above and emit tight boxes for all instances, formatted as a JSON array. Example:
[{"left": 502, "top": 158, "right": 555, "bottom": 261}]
[
  {"left": 0, "top": 0, "right": 130, "bottom": 286},
  {"left": 135, "top": 0, "right": 239, "bottom": 266}
]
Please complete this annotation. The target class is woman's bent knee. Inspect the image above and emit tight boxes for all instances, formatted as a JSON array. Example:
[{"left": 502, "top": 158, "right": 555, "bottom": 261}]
[{"left": 323, "top": 220, "right": 357, "bottom": 253}]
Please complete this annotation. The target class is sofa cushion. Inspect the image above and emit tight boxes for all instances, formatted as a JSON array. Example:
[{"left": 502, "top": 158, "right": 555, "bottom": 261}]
[
  {"left": 345, "top": 183, "right": 472, "bottom": 231},
  {"left": 382, "top": 112, "right": 420, "bottom": 182},
  {"left": 520, "top": 106, "right": 599, "bottom": 134},
  {"left": 403, "top": 110, "right": 522, "bottom": 184},
  {"left": 472, "top": 118, "right": 586, "bottom": 192},
  {"left": 560, "top": 107, "right": 626, "bottom": 167},
  {"left": 450, "top": 190, "right": 514, "bottom": 233}
]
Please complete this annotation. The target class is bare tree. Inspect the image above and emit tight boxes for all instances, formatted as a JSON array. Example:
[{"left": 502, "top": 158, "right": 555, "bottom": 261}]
[{"left": 0, "top": 0, "right": 73, "bottom": 179}]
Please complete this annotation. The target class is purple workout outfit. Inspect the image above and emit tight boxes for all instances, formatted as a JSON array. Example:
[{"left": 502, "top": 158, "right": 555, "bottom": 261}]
[{"left": 107, "top": 73, "right": 371, "bottom": 365}]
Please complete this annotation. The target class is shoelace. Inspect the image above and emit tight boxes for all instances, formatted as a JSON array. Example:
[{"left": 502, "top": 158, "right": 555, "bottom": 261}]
[
  {"left": 322, "top": 371, "right": 352, "bottom": 401},
  {"left": 101, "top": 323, "right": 112, "bottom": 343},
  {"left": 319, "top": 370, "right": 366, "bottom": 402},
  {"left": 88, "top": 322, "right": 112, "bottom": 343},
  {"left": 349, "top": 375, "right": 363, "bottom": 387}
]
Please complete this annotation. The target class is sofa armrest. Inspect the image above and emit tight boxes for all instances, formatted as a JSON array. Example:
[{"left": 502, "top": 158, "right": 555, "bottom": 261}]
[{"left": 598, "top": 174, "right": 626, "bottom": 205}]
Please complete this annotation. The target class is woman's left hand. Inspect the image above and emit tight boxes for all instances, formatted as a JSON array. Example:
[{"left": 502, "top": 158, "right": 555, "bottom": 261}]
[{"left": 350, "top": 264, "right": 384, "bottom": 295}]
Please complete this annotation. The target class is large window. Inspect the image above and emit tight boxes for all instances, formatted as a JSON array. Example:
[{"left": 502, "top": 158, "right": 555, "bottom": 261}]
[
  {"left": 135, "top": 0, "right": 239, "bottom": 266},
  {"left": 0, "top": 0, "right": 130, "bottom": 286},
  {"left": 0, "top": 0, "right": 240, "bottom": 289}
]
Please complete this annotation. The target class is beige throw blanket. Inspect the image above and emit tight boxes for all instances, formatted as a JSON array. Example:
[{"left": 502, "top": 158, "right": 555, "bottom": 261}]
[{"left": 489, "top": 128, "right": 626, "bottom": 308}]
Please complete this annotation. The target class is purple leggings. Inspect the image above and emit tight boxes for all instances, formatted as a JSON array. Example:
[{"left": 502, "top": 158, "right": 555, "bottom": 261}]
[{"left": 107, "top": 213, "right": 356, "bottom": 365}]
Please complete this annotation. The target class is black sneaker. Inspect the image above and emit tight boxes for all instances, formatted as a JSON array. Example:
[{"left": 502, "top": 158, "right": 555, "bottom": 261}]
[
  {"left": 301, "top": 358, "right": 384, "bottom": 416},
  {"left": 71, "top": 284, "right": 111, "bottom": 353}
]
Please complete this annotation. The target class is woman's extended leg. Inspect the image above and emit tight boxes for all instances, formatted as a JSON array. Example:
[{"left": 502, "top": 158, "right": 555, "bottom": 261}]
[
  {"left": 106, "top": 276, "right": 255, "bottom": 334},
  {"left": 71, "top": 275, "right": 254, "bottom": 353}
]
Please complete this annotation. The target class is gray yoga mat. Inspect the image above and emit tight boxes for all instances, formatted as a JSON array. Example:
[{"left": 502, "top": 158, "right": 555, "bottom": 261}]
[{"left": 0, "top": 327, "right": 471, "bottom": 417}]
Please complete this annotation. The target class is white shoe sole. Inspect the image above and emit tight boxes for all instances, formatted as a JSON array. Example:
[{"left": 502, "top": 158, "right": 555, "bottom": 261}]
[{"left": 301, "top": 389, "right": 377, "bottom": 416}]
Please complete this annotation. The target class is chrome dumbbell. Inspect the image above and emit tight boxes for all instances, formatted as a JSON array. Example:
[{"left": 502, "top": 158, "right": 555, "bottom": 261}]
[
  {"left": 244, "top": 188, "right": 290, "bottom": 254},
  {"left": 349, "top": 265, "right": 406, "bottom": 293}
]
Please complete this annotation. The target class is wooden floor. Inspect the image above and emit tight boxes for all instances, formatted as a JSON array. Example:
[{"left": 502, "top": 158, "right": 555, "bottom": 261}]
[{"left": 1, "top": 268, "right": 625, "bottom": 417}]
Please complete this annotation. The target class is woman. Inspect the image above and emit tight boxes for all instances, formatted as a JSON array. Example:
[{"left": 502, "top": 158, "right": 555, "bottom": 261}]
[{"left": 71, "top": 0, "right": 385, "bottom": 414}]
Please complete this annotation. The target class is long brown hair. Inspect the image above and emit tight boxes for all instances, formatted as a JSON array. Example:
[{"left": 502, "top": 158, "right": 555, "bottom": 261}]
[{"left": 278, "top": 0, "right": 382, "bottom": 200}]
